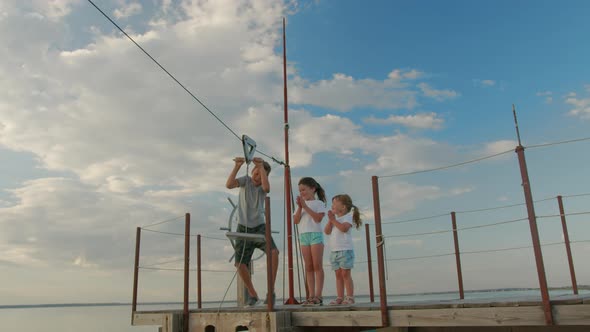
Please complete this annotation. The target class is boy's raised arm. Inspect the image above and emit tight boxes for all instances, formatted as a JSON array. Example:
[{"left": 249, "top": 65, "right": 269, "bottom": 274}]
[
  {"left": 226, "top": 157, "right": 244, "bottom": 189},
  {"left": 254, "top": 157, "right": 270, "bottom": 193}
]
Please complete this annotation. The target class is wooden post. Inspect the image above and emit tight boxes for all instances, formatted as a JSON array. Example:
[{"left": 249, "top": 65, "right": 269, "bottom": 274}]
[
  {"left": 365, "top": 223, "right": 375, "bottom": 302},
  {"left": 372, "top": 176, "right": 389, "bottom": 327},
  {"left": 513, "top": 106, "right": 552, "bottom": 325},
  {"left": 557, "top": 195, "right": 578, "bottom": 295},
  {"left": 265, "top": 196, "right": 274, "bottom": 311},
  {"left": 132, "top": 227, "right": 141, "bottom": 322},
  {"left": 451, "top": 212, "right": 465, "bottom": 300},
  {"left": 197, "top": 234, "right": 202, "bottom": 308},
  {"left": 183, "top": 213, "right": 190, "bottom": 332},
  {"left": 515, "top": 145, "right": 553, "bottom": 325}
]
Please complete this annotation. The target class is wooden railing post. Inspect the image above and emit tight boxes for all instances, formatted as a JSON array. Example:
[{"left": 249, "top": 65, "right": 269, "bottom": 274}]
[
  {"left": 515, "top": 145, "right": 553, "bottom": 325},
  {"left": 132, "top": 227, "right": 141, "bottom": 323},
  {"left": 557, "top": 195, "right": 578, "bottom": 294},
  {"left": 265, "top": 196, "right": 274, "bottom": 311},
  {"left": 197, "top": 234, "right": 202, "bottom": 308},
  {"left": 372, "top": 176, "right": 389, "bottom": 327},
  {"left": 184, "top": 213, "right": 190, "bottom": 332},
  {"left": 451, "top": 212, "right": 465, "bottom": 300},
  {"left": 365, "top": 223, "right": 375, "bottom": 302}
]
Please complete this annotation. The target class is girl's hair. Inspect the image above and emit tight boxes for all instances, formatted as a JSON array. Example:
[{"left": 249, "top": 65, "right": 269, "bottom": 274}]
[
  {"left": 332, "top": 194, "right": 362, "bottom": 229},
  {"left": 298, "top": 177, "right": 326, "bottom": 203}
]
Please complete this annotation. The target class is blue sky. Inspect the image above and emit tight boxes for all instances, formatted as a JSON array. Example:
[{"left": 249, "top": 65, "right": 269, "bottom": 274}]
[{"left": 0, "top": 0, "right": 589, "bottom": 306}]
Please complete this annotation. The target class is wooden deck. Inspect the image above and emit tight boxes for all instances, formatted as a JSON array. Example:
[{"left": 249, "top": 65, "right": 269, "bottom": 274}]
[{"left": 132, "top": 293, "right": 590, "bottom": 331}]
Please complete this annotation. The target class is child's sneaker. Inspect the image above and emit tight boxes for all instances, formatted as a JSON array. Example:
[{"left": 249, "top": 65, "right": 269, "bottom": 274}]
[{"left": 246, "top": 295, "right": 259, "bottom": 307}]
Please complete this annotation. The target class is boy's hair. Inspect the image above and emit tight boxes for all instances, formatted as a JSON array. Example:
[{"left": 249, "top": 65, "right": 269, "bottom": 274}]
[
  {"left": 262, "top": 161, "right": 271, "bottom": 175},
  {"left": 332, "top": 194, "right": 362, "bottom": 229}
]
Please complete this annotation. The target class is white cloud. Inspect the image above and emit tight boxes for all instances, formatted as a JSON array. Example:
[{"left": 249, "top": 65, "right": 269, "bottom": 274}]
[
  {"left": 481, "top": 140, "right": 517, "bottom": 156},
  {"left": 418, "top": 82, "right": 459, "bottom": 101},
  {"left": 565, "top": 87, "right": 590, "bottom": 120},
  {"left": 473, "top": 79, "right": 496, "bottom": 87},
  {"left": 113, "top": 2, "right": 142, "bottom": 19},
  {"left": 363, "top": 112, "right": 444, "bottom": 129},
  {"left": 290, "top": 72, "right": 419, "bottom": 112},
  {"left": 536, "top": 90, "right": 553, "bottom": 104}
]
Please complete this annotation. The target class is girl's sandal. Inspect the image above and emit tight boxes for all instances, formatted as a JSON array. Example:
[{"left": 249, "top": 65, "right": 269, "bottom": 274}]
[
  {"left": 313, "top": 297, "right": 323, "bottom": 306},
  {"left": 342, "top": 296, "right": 355, "bottom": 305},
  {"left": 328, "top": 297, "right": 343, "bottom": 305},
  {"left": 301, "top": 298, "right": 314, "bottom": 306}
]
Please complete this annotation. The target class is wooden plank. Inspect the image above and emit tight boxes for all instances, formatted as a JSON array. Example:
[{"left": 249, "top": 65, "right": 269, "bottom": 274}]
[
  {"left": 291, "top": 310, "right": 382, "bottom": 327},
  {"left": 553, "top": 304, "right": 590, "bottom": 325},
  {"left": 389, "top": 306, "right": 546, "bottom": 327},
  {"left": 226, "top": 231, "right": 266, "bottom": 242}
]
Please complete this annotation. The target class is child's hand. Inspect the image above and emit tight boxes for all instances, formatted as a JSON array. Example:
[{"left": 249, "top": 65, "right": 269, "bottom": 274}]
[
  {"left": 296, "top": 196, "right": 302, "bottom": 208},
  {"left": 252, "top": 157, "right": 263, "bottom": 167},
  {"left": 233, "top": 157, "right": 245, "bottom": 166},
  {"left": 327, "top": 210, "right": 335, "bottom": 220}
]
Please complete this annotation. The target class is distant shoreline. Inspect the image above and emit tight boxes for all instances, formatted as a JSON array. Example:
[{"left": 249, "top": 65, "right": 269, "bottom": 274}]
[{"left": 2, "top": 286, "right": 588, "bottom": 309}]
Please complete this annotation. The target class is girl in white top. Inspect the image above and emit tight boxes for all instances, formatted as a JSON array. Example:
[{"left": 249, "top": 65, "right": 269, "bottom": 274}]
[
  {"left": 293, "top": 177, "right": 327, "bottom": 305},
  {"left": 324, "top": 194, "right": 362, "bottom": 305}
]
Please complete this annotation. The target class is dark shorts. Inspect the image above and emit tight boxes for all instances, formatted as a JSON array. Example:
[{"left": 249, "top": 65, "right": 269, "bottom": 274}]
[{"left": 234, "top": 224, "right": 278, "bottom": 265}]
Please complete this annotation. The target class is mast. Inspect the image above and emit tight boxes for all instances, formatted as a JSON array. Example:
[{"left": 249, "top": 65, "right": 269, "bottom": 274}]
[{"left": 282, "top": 17, "right": 298, "bottom": 304}]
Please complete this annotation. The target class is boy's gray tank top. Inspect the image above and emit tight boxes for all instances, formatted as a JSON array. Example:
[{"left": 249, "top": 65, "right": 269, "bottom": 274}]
[{"left": 237, "top": 176, "right": 266, "bottom": 228}]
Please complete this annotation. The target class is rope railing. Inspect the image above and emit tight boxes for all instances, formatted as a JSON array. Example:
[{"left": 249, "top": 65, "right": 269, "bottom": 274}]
[
  {"left": 383, "top": 216, "right": 528, "bottom": 239},
  {"left": 381, "top": 213, "right": 448, "bottom": 225},
  {"left": 536, "top": 211, "right": 590, "bottom": 219},
  {"left": 379, "top": 192, "right": 589, "bottom": 225},
  {"left": 140, "top": 215, "right": 186, "bottom": 229}
]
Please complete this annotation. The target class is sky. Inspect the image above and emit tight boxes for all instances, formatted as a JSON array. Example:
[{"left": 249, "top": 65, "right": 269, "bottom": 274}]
[{"left": 1, "top": 0, "right": 589, "bottom": 306}]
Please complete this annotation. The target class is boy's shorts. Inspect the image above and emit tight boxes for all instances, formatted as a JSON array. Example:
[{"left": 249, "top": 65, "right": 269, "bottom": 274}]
[
  {"left": 299, "top": 232, "right": 323, "bottom": 246},
  {"left": 330, "top": 250, "right": 354, "bottom": 270},
  {"left": 234, "top": 224, "right": 277, "bottom": 266}
]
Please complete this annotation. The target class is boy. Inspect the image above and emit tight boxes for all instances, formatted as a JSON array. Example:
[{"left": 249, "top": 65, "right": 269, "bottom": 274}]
[{"left": 225, "top": 156, "right": 279, "bottom": 306}]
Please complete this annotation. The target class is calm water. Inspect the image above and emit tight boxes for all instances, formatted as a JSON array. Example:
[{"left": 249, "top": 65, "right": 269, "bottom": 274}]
[{"left": 2, "top": 289, "right": 587, "bottom": 332}]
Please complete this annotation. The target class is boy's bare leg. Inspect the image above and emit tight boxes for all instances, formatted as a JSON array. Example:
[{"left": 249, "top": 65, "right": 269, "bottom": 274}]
[
  {"left": 236, "top": 263, "right": 258, "bottom": 298},
  {"left": 271, "top": 249, "right": 279, "bottom": 290}
]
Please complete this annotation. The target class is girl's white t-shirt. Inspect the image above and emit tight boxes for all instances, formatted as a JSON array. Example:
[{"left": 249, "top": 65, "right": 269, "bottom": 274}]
[
  {"left": 295, "top": 199, "right": 326, "bottom": 234},
  {"left": 328, "top": 212, "right": 354, "bottom": 251}
]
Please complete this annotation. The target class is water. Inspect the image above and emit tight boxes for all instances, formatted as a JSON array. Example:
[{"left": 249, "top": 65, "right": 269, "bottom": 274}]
[{"left": 2, "top": 289, "right": 587, "bottom": 332}]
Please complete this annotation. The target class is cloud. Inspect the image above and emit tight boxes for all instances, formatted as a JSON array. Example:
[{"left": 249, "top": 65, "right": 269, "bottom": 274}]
[
  {"left": 536, "top": 91, "right": 553, "bottom": 104},
  {"left": 363, "top": 112, "right": 444, "bottom": 129},
  {"left": 418, "top": 82, "right": 459, "bottom": 101},
  {"left": 473, "top": 79, "right": 496, "bottom": 87},
  {"left": 290, "top": 72, "right": 419, "bottom": 112},
  {"left": 565, "top": 87, "right": 590, "bottom": 120},
  {"left": 481, "top": 140, "right": 517, "bottom": 156},
  {"left": 113, "top": 2, "right": 142, "bottom": 19}
]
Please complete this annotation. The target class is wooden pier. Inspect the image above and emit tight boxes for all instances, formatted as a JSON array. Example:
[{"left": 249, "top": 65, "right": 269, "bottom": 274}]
[{"left": 132, "top": 293, "right": 590, "bottom": 331}]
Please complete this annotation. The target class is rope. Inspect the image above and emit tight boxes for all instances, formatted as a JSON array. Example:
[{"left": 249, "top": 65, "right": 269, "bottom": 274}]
[
  {"left": 140, "top": 258, "right": 184, "bottom": 268},
  {"left": 140, "top": 215, "right": 185, "bottom": 229},
  {"left": 383, "top": 217, "right": 527, "bottom": 238},
  {"left": 139, "top": 266, "right": 234, "bottom": 273},
  {"left": 378, "top": 136, "right": 590, "bottom": 179},
  {"left": 563, "top": 193, "right": 590, "bottom": 198},
  {"left": 526, "top": 136, "right": 590, "bottom": 149},
  {"left": 381, "top": 213, "right": 448, "bottom": 225},
  {"left": 536, "top": 211, "right": 590, "bottom": 219},
  {"left": 456, "top": 203, "right": 524, "bottom": 214},
  {"left": 386, "top": 252, "right": 454, "bottom": 262},
  {"left": 86, "top": 0, "right": 285, "bottom": 166},
  {"left": 378, "top": 149, "right": 513, "bottom": 178}
]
